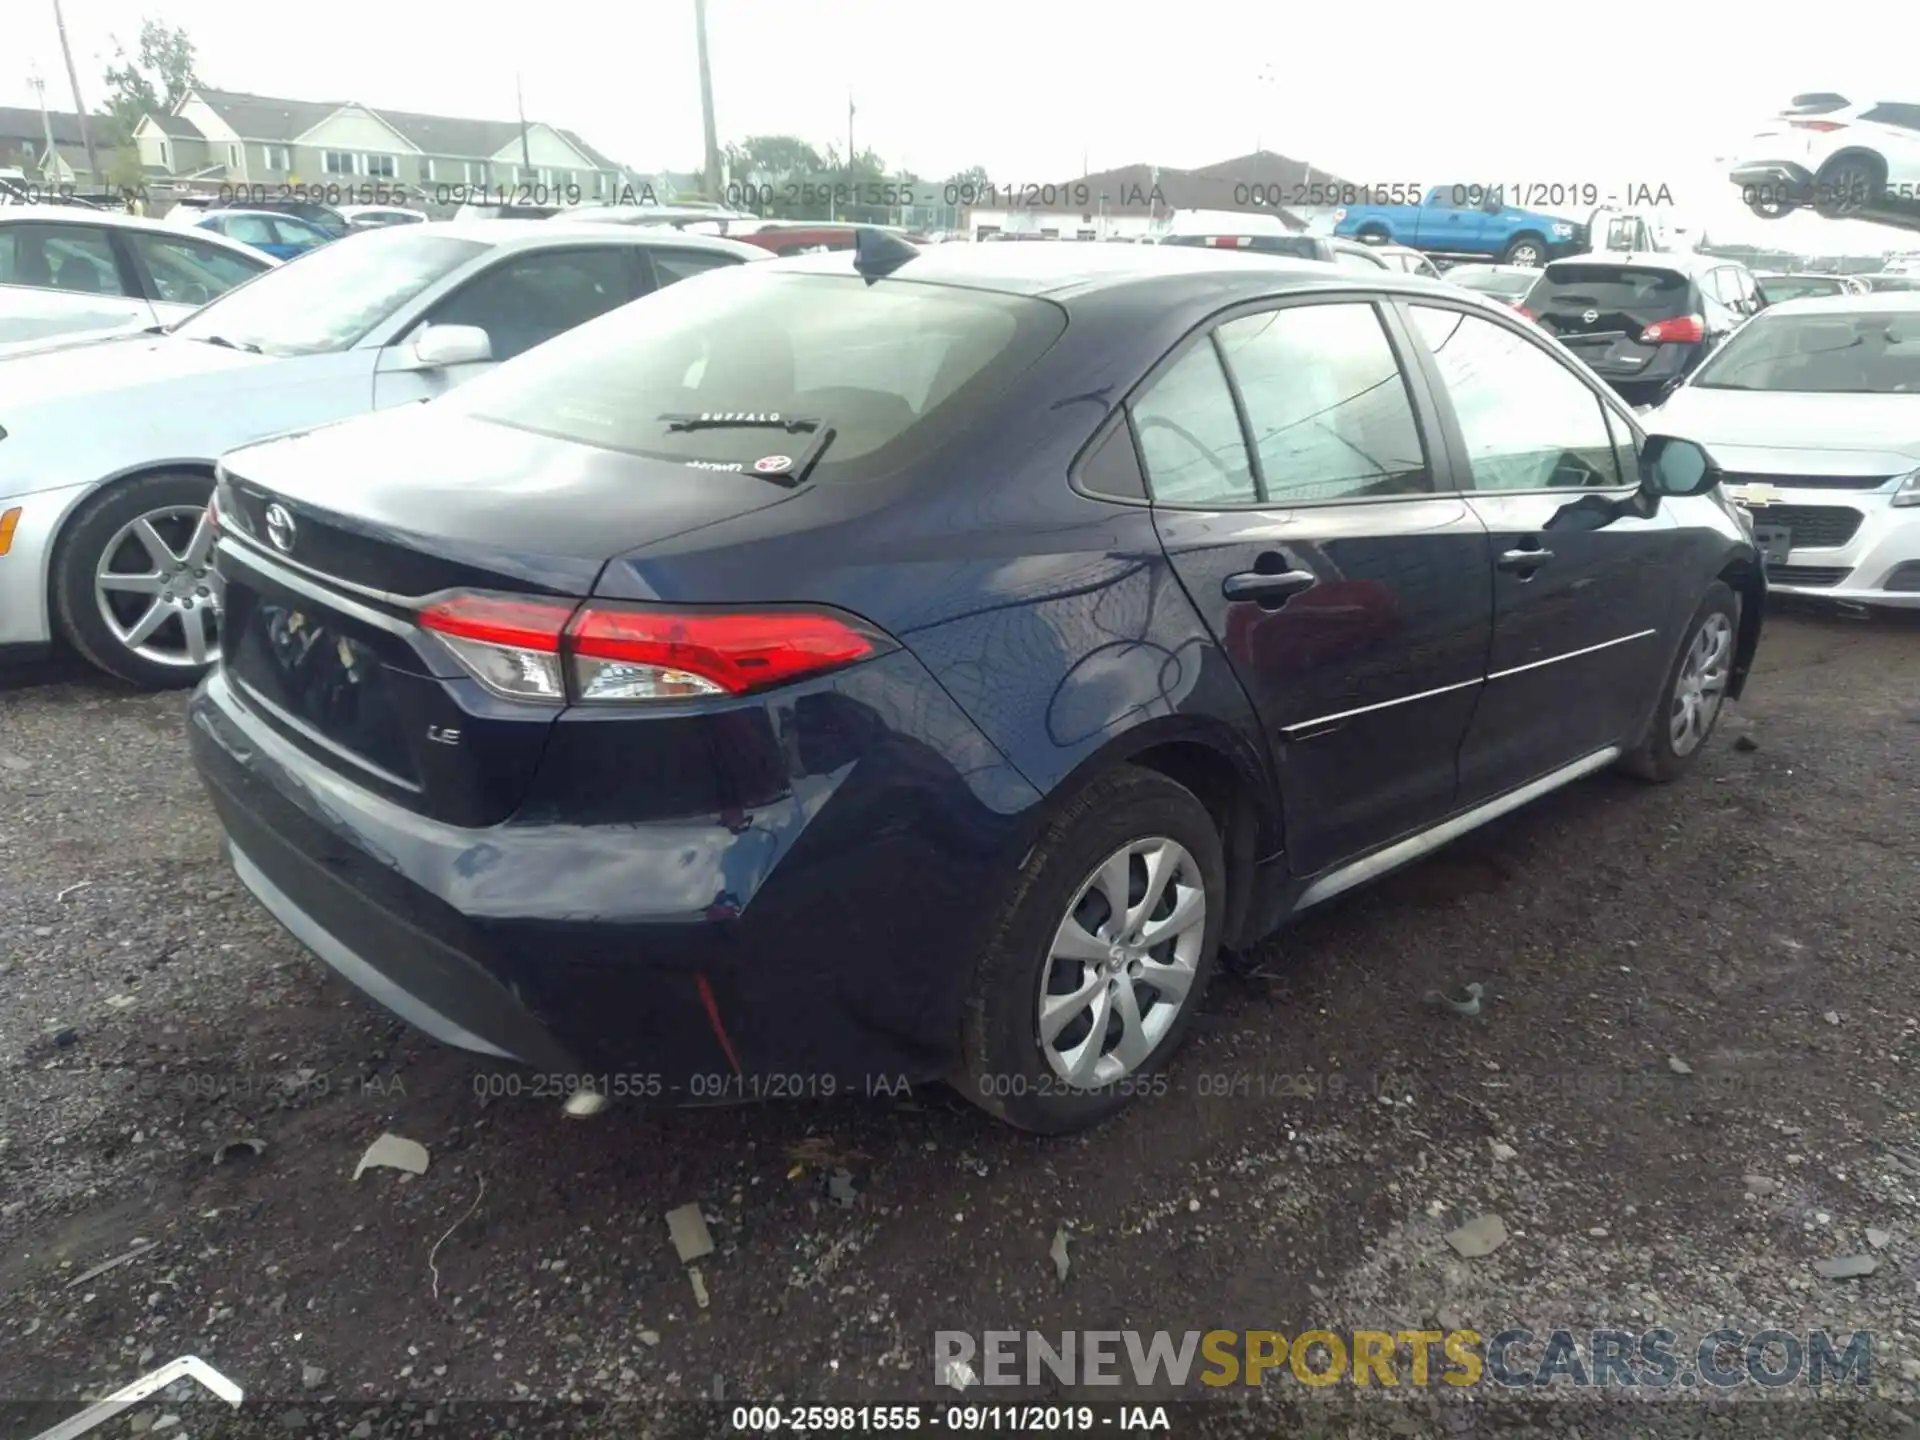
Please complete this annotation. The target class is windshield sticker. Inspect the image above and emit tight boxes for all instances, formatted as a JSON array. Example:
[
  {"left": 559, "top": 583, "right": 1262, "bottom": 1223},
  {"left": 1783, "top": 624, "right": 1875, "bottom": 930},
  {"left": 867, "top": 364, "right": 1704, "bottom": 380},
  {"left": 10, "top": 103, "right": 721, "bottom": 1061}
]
[
  {"left": 754, "top": 455, "right": 794, "bottom": 475},
  {"left": 685, "top": 460, "right": 744, "bottom": 472}
]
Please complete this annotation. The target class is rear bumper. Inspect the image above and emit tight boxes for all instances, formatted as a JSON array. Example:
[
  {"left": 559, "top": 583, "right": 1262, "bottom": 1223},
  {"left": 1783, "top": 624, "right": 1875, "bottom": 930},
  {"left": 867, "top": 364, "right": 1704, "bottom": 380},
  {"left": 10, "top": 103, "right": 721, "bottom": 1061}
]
[{"left": 188, "top": 656, "right": 1041, "bottom": 1089}]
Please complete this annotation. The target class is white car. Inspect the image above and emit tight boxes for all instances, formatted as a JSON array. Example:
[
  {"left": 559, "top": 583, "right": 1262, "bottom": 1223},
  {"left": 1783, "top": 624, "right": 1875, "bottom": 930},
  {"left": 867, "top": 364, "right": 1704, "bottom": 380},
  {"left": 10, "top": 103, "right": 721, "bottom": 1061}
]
[
  {"left": 1729, "top": 94, "right": 1920, "bottom": 219},
  {"left": 1647, "top": 293, "right": 1920, "bottom": 611},
  {"left": 338, "top": 205, "right": 428, "bottom": 230},
  {"left": 0, "top": 209, "right": 274, "bottom": 347},
  {"left": 0, "top": 221, "right": 767, "bottom": 686}
]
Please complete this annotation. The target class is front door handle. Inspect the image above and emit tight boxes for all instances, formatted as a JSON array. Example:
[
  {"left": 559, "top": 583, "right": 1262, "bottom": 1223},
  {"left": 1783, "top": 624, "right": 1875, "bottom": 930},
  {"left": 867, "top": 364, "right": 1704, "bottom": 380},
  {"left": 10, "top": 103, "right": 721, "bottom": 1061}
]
[
  {"left": 1223, "top": 568, "right": 1318, "bottom": 604},
  {"left": 1497, "top": 547, "right": 1555, "bottom": 572}
]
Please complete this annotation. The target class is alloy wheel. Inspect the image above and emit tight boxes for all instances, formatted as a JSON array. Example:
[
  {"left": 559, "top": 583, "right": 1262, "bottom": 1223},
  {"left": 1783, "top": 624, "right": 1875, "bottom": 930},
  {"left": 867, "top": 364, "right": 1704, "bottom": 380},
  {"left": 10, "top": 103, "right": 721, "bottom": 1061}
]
[
  {"left": 1508, "top": 243, "right": 1543, "bottom": 268},
  {"left": 1037, "top": 837, "right": 1207, "bottom": 1089},
  {"left": 93, "top": 504, "right": 222, "bottom": 669},
  {"left": 1669, "top": 611, "right": 1733, "bottom": 756}
]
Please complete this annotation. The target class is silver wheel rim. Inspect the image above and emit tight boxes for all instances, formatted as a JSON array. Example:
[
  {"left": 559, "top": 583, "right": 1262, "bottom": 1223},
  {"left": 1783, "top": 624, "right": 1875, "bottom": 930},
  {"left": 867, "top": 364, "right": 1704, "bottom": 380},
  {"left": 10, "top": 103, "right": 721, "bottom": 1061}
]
[
  {"left": 93, "top": 503, "right": 222, "bottom": 668},
  {"left": 1510, "top": 245, "right": 1541, "bottom": 267},
  {"left": 1823, "top": 164, "right": 1873, "bottom": 214},
  {"left": 1037, "top": 836, "right": 1206, "bottom": 1090},
  {"left": 1670, "top": 611, "right": 1733, "bottom": 756}
]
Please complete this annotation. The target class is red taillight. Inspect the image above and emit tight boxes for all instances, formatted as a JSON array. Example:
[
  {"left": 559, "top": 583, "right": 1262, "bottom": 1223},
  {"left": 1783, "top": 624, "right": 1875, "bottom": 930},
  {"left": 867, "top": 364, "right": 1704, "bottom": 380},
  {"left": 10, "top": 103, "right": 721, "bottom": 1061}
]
[
  {"left": 418, "top": 592, "right": 891, "bottom": 704},
  {"left": 1789, "top": 119, "right": 1848, "bottom": 132},
  {"left": 1205, "top": 236, "right": 1252, "bottom": 248},
  {"left": 1639, "top": 314, "right": 1704, "bottom": 344},
  {"left": 1514, "top": 305, "right": 1535, "bottom": 321},
  {"left": 420, "top": 593, "right": 569, "bottom": 652}
]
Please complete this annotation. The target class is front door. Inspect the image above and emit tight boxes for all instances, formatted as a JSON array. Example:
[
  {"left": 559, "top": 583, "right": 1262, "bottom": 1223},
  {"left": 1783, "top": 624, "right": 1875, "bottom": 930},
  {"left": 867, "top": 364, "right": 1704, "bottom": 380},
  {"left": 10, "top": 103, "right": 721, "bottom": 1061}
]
[
  {"left": 1414, "top": 186, "right": 1487, "bottom": 254},
  {"left": 1400, "top": 301, "right": 1684, "bottom": 800},
  {"left": 1142, "top": 296, "right": 1494, "bottom": 878}
]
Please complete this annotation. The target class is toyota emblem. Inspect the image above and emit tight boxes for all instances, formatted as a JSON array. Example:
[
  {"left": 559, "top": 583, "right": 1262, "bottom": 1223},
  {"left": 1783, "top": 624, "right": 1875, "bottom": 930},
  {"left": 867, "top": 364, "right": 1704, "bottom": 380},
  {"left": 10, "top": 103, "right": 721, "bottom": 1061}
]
[
  {"left": 263, "top": 503, "right": 296, "bottom": 553},
  {"left": 1582, "top": 308, "right": 1600, "bottom": 324}
]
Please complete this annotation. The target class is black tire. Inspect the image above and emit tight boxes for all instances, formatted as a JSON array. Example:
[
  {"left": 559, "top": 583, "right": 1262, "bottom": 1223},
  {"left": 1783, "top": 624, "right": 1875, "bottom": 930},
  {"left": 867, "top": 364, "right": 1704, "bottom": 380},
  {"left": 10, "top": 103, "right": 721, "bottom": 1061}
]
[
  {"left": 1812, "top": 153, "right": 1885, "bottom": 219},
  {"left": 1620, "top": 583, "right": 1740, "bottom": 783},
  {"left": 1501, "top": 232, "right": 1548, "bottom": 268},
  {"left": 1356, "top": 226, "right": 1389, "bottom": 246},
  {"left": 1746, "top": 193, "right": 1798, "bottom": 220},
  {"left": 52, "top": 471, "right": 218, "bottom": 690},
  {"left": 955, "top": 766, "right": 1225, "bottom": 1135}
]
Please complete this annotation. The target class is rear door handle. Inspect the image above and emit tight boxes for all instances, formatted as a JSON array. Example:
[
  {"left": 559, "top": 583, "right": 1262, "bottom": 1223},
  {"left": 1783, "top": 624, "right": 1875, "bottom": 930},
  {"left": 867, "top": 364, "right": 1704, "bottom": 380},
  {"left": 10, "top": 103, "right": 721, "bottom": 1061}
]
[
  {"left": 1497, "top": 547, "right": 1554, "bottom": 572},
  {"left": 1222, "top": 569, "right": 1318, "bottom": 604}
]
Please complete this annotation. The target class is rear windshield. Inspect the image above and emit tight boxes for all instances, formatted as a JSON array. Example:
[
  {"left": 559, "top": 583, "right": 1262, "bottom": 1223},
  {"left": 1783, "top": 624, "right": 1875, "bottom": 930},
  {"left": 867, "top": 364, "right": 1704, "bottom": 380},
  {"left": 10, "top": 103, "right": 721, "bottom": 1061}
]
[
  {"left": 443, "top": 269, "right": 1068, "bottom": 480},
  {"left": 1755, "top": 275, "right": 1848, "bottom": 302},
  {"left": 1693, "top": 310, "right": 1920, "bottom": 393},
  {"left": 1526, "top": 266, "right": 1691, "bottom": 319}
]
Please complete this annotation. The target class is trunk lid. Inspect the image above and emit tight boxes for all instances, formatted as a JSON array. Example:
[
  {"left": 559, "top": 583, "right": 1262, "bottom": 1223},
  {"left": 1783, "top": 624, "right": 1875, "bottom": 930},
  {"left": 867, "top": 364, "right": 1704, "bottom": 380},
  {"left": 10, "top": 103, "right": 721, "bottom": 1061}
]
[
  {"left": 1527, "top": 263, "right": 1696, "bottom": 371},
  {"left": 213, "top": 405, "right": 798, "bottom": 825}
]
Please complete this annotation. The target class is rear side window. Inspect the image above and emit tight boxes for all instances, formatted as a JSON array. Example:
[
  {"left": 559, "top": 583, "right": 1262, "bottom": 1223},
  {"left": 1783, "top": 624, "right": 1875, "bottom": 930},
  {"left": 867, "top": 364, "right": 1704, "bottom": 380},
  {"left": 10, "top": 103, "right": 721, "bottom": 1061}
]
[
  {"left": 1131, "top": 342, "right": 1257, "bottom": 505},
  {"left": 444, "top": 271, "right": 1066, "bottom": 481},
  {"left": 1215, "top": 303, "right": 1429, "bottom": 503}
]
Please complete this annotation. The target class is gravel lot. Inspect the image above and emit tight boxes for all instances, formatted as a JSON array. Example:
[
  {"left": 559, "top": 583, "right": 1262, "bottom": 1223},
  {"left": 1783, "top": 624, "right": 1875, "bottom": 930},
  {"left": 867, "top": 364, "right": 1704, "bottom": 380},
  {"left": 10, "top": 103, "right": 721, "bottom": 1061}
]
[{"left": 3, "top": 605, "right": 1918, "bottom": 1439}]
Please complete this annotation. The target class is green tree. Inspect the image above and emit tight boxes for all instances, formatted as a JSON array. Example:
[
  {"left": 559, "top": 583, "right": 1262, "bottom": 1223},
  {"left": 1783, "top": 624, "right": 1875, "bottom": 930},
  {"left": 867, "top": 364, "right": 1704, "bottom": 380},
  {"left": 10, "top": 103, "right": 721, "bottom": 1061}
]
[
  {"left": 723, "top": 134, "right": 828, "bottom": 216},
  {"left": 101, "top": 20, "right": 197, "bottom": 147}
]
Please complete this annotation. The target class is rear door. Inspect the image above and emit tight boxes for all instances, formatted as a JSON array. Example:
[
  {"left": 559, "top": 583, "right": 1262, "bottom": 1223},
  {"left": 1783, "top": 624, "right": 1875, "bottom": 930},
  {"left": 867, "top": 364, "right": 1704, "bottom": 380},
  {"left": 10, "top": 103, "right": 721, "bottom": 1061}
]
[
  {"left": 1401, "top": 300, "right": 1684, "bottom": 798},
  {"left": 0, "top": 220, "right": 157, "bottom": 338},
  {"left": 1142, "top": 296, "right": 1494, "bottom": 877},
  {"left": 1525, "top": 262, "right": 1693, "bottom": 381}
]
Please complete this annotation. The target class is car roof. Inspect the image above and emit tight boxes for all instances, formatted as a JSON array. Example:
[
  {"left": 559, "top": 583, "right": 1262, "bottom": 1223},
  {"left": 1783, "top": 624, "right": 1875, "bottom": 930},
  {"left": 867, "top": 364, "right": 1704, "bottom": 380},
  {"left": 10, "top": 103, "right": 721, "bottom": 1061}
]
[
  {"left": 204, "top": 208, "right": 326, "bottom": 223},
  {"left": 1744, "top": 290, "right": 1920, "bottom": 316},
  {"left": 765, "top": 239, "right": 1474, "bottom": 303},
  {"left": 1447, "top": 263, "right": 1535, "bottom": 275},
  {"left": 419, "top": 219, "right": 769, "bottom": 259}
]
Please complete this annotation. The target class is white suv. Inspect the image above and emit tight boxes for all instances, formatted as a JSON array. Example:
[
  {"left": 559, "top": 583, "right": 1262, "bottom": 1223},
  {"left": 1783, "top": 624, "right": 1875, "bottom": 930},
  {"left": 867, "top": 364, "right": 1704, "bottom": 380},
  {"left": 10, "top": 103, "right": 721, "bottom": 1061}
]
[{"left": 1730, "top": 95, "right": 1920, "bottom": 220}]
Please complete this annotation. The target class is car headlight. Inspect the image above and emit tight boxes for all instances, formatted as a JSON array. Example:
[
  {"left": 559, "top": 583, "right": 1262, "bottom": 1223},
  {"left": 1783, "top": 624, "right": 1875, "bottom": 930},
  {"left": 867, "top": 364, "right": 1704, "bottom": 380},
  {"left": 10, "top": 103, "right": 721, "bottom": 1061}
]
[
  {"left": 1551, "top": 223, "right": 1574, "bottom": 238},
  {"left": 1894, "top": 468, "right": 1920, "bottom": 508}
]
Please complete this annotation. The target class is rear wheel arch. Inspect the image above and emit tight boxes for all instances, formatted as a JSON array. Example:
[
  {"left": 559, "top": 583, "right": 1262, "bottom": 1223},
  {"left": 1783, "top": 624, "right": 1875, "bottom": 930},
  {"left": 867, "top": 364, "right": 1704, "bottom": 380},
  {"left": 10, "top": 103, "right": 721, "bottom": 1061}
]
[{"left": 1029, "top": 725, "right": 1279, "bottom": 954}]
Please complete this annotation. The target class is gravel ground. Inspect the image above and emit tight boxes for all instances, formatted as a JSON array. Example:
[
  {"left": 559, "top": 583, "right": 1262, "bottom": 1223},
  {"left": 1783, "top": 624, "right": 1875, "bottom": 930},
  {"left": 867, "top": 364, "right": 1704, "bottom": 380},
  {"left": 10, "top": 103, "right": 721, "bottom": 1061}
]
[{"left": 2, "top": 604, "right": 1918, "bottom": 1440}]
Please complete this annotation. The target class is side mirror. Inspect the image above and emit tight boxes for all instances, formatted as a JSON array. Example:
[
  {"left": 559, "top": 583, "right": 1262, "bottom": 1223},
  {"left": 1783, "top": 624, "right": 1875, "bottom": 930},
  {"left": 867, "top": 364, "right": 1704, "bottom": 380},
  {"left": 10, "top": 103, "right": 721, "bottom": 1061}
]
[
  {"left": 406, "top": 323, "right": 492, "bottom": 369},
  {"left": 1640, "top": 434, "right": 1722, "bottom": 498}
]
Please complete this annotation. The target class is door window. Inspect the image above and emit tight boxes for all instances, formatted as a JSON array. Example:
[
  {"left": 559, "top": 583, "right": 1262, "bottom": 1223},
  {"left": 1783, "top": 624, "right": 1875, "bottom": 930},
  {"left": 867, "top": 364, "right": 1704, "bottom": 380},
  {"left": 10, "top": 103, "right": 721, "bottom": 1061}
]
[
  {"left": 221, "top": 214, "right": 278, "bottom": 247},
  {"left": 1215, "top": 303, "right": 1430, "bottom": 503},
  {"left": 1408, "top": 305, "right": 1623, "bottom": 491},
  {"left": 427, "top": 247, "right": 638, "bottom": 362},
  {"left": 126, "top": 232, "right": 265, "bottom": 304},
  {"left": 648, "top": 249, "right": 741, "bottom": 286},
  {"left": 0, "top": 224, "right": 125, "bottom": 295},
  {"left": 269, "top": 217, "right": 329, "bottom": 248},
  {"left": 1130, "top": 341, "right": 1257, "bottom": 505}
]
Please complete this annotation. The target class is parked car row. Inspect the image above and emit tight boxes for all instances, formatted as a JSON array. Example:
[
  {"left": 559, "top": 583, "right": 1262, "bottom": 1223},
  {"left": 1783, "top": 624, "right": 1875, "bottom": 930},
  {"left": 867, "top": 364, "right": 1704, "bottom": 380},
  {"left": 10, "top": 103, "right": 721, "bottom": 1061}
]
[{"left": 7, "top": 227, "right": 1913, "bottom": 1133}]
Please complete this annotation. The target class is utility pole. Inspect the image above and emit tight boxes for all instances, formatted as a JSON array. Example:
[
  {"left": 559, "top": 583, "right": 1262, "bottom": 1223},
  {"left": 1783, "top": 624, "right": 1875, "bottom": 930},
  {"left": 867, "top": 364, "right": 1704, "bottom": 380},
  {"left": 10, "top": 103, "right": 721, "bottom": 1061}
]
[
  {"left": 29, "top": 67, "right": 57, "bottom": 180},
  {"left": 50, "top": 0, "right": 100, "bottom": 184},
  {"left": 516, "top": 73, "right": 532, "bottom": 179},
  {"left": 693, "top": 0, "right": 721, "bottom": 203}
]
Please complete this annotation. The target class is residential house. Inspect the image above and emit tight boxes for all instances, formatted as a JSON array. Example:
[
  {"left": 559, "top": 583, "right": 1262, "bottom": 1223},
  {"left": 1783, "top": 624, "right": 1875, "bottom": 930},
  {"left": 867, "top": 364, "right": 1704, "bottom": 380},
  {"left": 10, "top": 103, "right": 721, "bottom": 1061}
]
[
  {"left": 0, "top": 105, "right": 113, "bottom": 187},
  {"left": 133, "top": 87, "right": 631, "bottom": 201},
  {"left": 962, "top": 150, "right": 1347, "bottom": 241}
]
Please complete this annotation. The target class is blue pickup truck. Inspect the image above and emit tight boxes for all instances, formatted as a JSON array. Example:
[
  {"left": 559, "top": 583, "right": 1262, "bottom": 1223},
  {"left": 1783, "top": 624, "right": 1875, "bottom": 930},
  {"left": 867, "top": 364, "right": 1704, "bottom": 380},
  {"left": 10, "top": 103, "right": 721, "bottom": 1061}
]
[{"left": 1331, "top": 185, "right": 1588, "bottom": 268}]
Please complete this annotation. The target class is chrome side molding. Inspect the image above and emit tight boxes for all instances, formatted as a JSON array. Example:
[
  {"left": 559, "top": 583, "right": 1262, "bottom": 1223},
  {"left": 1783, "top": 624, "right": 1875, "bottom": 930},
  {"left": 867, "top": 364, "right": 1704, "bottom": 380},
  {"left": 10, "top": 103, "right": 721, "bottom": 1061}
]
[{"left": 1293, "top": 747, "right": 1622, "bottom": 911}]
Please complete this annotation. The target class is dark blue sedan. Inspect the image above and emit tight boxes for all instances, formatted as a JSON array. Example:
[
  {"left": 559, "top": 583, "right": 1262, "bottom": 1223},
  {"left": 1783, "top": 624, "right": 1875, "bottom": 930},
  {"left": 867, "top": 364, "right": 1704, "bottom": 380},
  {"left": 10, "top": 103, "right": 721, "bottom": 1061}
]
[{"left": 188, "top": 236, "right": 1763, "bottom": 1132}]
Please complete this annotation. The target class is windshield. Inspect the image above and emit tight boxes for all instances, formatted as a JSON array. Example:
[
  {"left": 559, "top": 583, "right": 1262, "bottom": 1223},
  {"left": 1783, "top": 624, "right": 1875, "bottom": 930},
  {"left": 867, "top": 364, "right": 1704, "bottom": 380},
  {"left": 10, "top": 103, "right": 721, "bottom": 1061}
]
[
  {"left": 442, "top": 269, "right": 1067, "bottom": 482},
  {"left": 1526, "top": 266, "right": 1691, "bottom": 324},
  {"left": 1692, "top": 310, "right": 1920, "bottom": 393},
  {"left": 1449, "top": 268, "right": 1534, "bottom": 298},
  {"left": 170, "top": 229, "right": 486, "bottom": 356}
]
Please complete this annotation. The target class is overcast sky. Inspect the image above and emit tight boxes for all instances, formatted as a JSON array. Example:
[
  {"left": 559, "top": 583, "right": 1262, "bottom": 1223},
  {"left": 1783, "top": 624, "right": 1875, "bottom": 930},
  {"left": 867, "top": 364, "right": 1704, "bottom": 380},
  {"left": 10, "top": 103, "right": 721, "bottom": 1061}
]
[{"left": 7, "top": 0, "right": 1919, "bottom": 251}]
